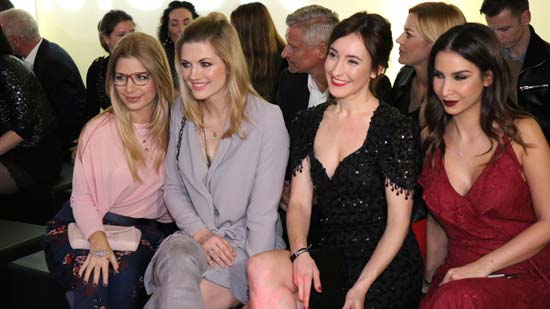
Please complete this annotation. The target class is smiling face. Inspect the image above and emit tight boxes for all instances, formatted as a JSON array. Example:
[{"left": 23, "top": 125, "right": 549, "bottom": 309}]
[
  {"left": 324, "top": 33, "right": 377, "bottom": 103},
  {"left": 168, "top": 8, "right": 194, "bottom": 44},
  {"left": 395, "top": 13, "right": 433, "bottom": 68},
  {"left": 281, "top": 26, "right": 324, "bottom": 74},
  {"left": 180, "top": 41, "right": 228, "bottom": 104},
  {"left": 114, "top": 57, "right": 157, "bottom": 123},
  {"left": 102, "top": 20, "right": 135, "bottom": 53},
  {"left": 433, "top": 50, "right": 492, "bottom": 117}
]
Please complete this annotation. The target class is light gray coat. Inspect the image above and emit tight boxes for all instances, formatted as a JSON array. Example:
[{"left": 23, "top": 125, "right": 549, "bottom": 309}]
[{"left": 145, "top": 94, "right": 288, "bottom": 304}]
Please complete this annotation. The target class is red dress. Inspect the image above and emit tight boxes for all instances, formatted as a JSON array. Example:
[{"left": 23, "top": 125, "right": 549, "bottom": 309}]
[{"left": 419, "top": 143, "right": 550, "bottom": 308}]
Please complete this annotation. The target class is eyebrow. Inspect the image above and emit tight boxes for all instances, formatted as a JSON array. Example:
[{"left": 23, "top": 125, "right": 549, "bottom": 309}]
[
  {"left": 181, "top": 58, "right": 212, "bottom": 62},
  {"left": 496, "top": 26, "right": 511, "bottom": 31},
  {"left": 434, "top": 69, "right": 472, "bottom": 74},
  {"left": 329, "top": 47, "right": 362, "bottom": 61},
  {"left": 115, "top": 71, "right": 148, "bottom": 75},
  {"left": 171, "top": 17, "right": 191, "bottom": 21},
  {"left": 451, "top": 70, "right": 472, "bottom": 74}
]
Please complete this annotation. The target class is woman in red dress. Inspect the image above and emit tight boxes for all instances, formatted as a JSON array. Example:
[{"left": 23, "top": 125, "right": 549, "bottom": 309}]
[{"left": 420, "top": 23, "right": 550, "bottom": 308}]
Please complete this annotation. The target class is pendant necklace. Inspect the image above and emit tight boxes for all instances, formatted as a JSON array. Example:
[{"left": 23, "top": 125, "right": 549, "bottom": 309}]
[{"left": 201, "top": 115, "right": 221, "bottom": 167}]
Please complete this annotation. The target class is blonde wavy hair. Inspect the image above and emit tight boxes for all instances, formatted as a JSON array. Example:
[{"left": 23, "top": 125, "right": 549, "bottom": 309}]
[
  {"left": 175, "top": 12, "right": 254, "bottom": 138},
  {"left": 409, "top": 2, "right": 466, "bottom": 44},
  {"left": 79, "top": 32, "right": 174, "bottom": 181}
]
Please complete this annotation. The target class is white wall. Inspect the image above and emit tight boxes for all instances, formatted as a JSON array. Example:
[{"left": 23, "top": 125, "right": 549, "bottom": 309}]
[{"left": 12, "top": 0, "right": 550, "bottom": 83}]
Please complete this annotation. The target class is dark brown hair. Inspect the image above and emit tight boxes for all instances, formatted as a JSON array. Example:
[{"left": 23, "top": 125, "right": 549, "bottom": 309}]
[
  {"left": 97, "top": 10, "right": 134, "bottom": 53},
  {"left": 423, "top": 23, "right": 529, "bottom": 162},
  {"left": 158, "top": 1, "right": 199, "bottom": 44}
]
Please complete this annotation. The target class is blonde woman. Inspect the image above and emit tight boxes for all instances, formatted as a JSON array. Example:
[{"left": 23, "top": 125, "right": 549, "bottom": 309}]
[
  {"left": 390, "top": 2, "right": 466, "bottom": 224},
  {"left": 144, "top": 13, "right": 289, "bottom": 308},
  {"left": 43, "top": 32, "right": 175, "bottom": 309}
]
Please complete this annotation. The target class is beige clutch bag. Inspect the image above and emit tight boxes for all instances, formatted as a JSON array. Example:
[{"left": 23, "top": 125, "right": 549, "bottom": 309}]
[{"left": 68, "top": 223, "right": 142, "bottom": 252}]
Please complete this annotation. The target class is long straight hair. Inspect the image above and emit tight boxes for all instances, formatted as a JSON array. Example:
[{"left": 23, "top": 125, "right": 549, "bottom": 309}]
[
  {"left": 423, "top": 23, "right": 529, "bottom": 163},
  {"left": 175, "top": 12, "right": 254, "bottom": 138},
  {"left": 79, "top": 32, "right": 174, "bottom": 180},
  {"left": 230, "top": 2, "right": 285, "bottom": 101}
]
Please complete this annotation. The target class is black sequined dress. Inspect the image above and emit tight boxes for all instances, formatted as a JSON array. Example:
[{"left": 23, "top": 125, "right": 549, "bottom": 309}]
[
  {"left": 0, "top": 54, "right": 62, "bottom": 188},
  {"left": 289, "top": 102, "right": 423, "bottom": 308}
]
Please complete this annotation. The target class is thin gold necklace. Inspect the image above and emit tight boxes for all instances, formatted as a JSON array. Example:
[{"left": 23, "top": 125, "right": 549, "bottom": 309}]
[{"left": 201, "top": 125, "right": 212, "bottom": 167}]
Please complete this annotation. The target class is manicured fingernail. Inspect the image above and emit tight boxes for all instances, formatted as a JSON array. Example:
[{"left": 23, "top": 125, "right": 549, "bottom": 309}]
[
  {"left": 93, "top": 283, "right": 97, "bottom": 287},
  {"left": 83, "top": 280, "right": 87, "bottom": 285},
  {"left": 103, "top": 283, "right": 107, "bottom": 287}
]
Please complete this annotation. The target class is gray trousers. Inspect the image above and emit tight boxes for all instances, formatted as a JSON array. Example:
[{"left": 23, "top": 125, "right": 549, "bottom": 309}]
[{"left": 144, "top": 233, "right": 208, "bottom": 309}]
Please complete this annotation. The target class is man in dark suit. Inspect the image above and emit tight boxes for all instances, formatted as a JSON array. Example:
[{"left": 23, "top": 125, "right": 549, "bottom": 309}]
[
  {"left": 276, "top": 5, "right": 339, "bottom": 129},
  {"left": 276, "top": 5, "right": 392, "bottom": 129},
  {"left": 0, "top": 8, "right": 94, "bottom": 159}
]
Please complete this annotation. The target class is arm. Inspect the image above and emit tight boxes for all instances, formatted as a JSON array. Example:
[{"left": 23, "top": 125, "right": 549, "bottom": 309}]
[
  {"left": 441, "top": 118, "right": 550, "bottom": 284},
  {"left": 245, "top": 108, "right": 290, "bottom": 256},
  {"left": 287, "top": 156, "right": 320, "bottom": 308},
  {"left": 344, "top": 116, "right": 421, "bottom": 308},
  {"left": 163, "top": 101, "right": 206, "bottom": 235},
  {"left": 0, "top": 130, "right": 23, "bottom": 155},
  {"left": 70, "top": 117, "right": 119, "bottom": 286},
  {"left": 39, "top": 52, "right": 88, "bottom": 144},
  {"left": 344, "top": 182, "right": 413, "bottom": 308},
  {"left": 424, "top": 214, "right": 448, "bottom": 283},
  {"left": 0, "top": 57, "right": 48, "bottom": 149},
  {"left": 85, "top": 60, "right": 101, "bottom": 117}
]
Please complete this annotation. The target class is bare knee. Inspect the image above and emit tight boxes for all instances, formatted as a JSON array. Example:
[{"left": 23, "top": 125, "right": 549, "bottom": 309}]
[{"left": 247, "top": 250, "right": 286, "bottom": 287}]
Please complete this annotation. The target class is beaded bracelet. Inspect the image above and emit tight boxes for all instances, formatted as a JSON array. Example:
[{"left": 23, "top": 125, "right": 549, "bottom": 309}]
[
  {"left": 290, "top": 244, "right": 312, "bottom": 262},
  {"left": 91, "top": 250, "right": 110, "bottom": 258}
]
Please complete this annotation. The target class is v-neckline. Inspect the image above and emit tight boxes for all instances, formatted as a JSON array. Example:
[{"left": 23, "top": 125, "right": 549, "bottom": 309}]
[
  {"left": 442, "top": 143, "right": 500, "bottom": 198},
  {"left": 312, "top": 103, "right": 380, "bottom": 181}
]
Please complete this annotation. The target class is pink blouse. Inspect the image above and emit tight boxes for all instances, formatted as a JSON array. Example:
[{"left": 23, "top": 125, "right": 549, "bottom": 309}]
[{"left": 71, "top": 113, "right": 172, "bottom": 240}]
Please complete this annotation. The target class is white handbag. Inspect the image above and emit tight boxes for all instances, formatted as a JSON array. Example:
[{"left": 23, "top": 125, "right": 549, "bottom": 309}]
[{"left": 67, "top": 223, "right": 142, "bottom": 252}]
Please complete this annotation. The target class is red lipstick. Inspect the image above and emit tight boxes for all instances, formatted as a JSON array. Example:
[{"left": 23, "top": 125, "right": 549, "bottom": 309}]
[{"left": 442, "top": 100, "right": 458, "bottom": 107}]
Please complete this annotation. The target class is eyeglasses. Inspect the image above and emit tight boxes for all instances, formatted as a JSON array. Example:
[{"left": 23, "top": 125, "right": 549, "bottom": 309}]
[{"left": 113, "top": 72, "right": 151, "bottom": 86}]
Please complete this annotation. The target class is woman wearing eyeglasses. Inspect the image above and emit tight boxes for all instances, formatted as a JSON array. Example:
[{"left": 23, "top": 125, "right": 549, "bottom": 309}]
[{"left": 43, "top": 32, "right": 176, "bottom": 309}]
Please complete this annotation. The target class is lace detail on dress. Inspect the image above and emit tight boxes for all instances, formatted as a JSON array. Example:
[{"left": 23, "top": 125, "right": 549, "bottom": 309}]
[
  {"left": 301, "top": 102, "right": 423, "bottom": 306},
  {"left": 288, "top": 104, "right": 325, "bottom": 177},
  {"left": 378, "top": 110, "right": 421, "bottom": 200}
]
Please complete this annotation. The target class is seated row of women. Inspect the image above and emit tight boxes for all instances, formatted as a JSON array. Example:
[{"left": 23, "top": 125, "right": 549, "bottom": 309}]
[{"left": 32, "top": 6, "right": 550, "bottom": 309}]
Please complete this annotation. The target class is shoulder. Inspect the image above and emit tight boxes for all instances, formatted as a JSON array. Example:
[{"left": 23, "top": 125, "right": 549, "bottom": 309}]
[
  {"left": 38, "top": 39, "right": 78, "bottom": 68},
  {"left": 278, "top": 68, "right": 308, "bottom": 87},
  {"left": 376, "top": 102, "right": 419, "bottom": 140},
  {"left": 377, "top": 101, "right": 415, "bottom": 126},
  {"left": 87, "top": 56, "right": 106, "bottom": 75},
  {"left": 81, "top": 112, "right": 115, "bottom": 142},
  {"left": 89, "top": 56, "right": 107, "bottom": 68},
  {"left": 171, "top": 96, "right": 183, "bottom": 114},
  {"left": 292, "top": 102, "right": 326, "bottom": 128},
  {"left": 0, "top": 54, "right": 28, "bottom": 76},
  {"left": 515, "top": 117, "right": 546, "bottom": 146},
  {"left": 393, "top": 66, "right": 415, "bottom": 86},
  {"left": 246, "top": 94, "right": 285, "bottom": 130}
]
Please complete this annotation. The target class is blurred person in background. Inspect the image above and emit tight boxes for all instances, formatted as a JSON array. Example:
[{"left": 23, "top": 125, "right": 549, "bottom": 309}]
[{"left": 231, "top": 2, "right": 288, "bottom": 103}]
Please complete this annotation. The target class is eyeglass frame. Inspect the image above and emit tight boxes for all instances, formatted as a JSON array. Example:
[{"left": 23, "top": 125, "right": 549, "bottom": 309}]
[{"left": 113, "top": 72, "right": 151, "bottom": 86}]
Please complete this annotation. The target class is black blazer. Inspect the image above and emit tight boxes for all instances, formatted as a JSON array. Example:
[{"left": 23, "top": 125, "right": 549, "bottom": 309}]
[
  {"left": 33, "top": 39, "right": 91, "bottom": 152},
  {"left": 275, "top": 68, "right": 310, "bottom": 129}
]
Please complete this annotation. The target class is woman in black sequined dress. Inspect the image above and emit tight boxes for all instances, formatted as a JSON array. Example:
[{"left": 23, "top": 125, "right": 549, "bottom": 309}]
[
  {"left": 0, "top": 27, "right": 61, "bottom": 193},
  {"left": 248, "top": 13, "right": 423, "bottom": 308}
]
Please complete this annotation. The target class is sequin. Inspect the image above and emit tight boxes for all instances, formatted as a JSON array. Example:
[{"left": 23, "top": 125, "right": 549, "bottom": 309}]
[{"left": 288, "top": 102, "right": 423, "bottom": 307}]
